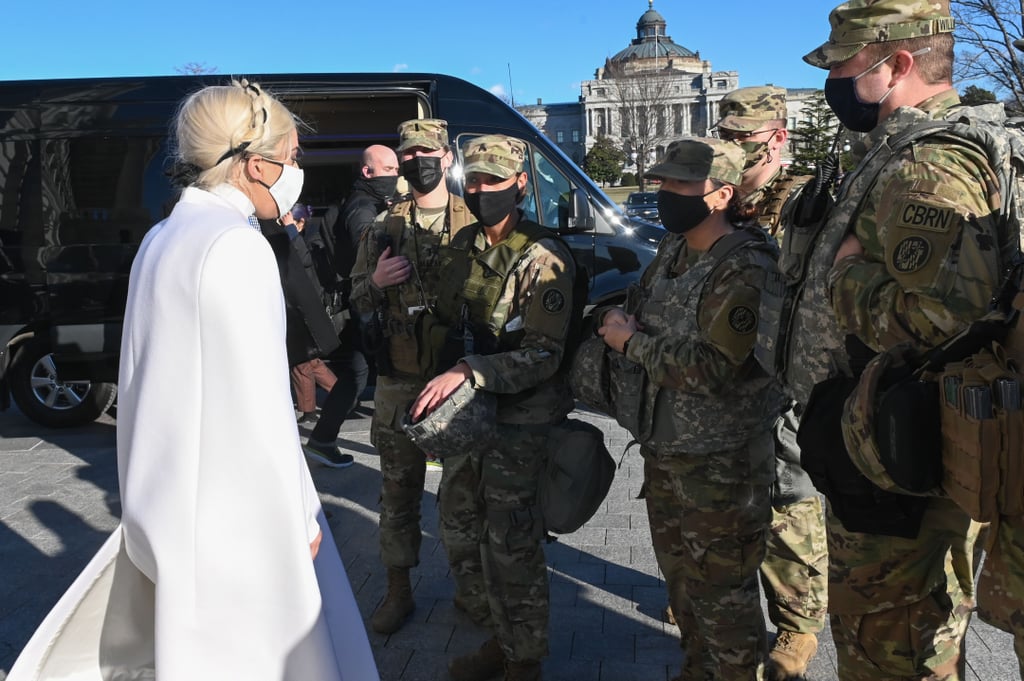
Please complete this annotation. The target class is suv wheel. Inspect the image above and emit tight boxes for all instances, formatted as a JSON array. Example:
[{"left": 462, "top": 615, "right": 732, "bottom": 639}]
[{"left": 9, "top": 342, "right": 117, "bottom": 428}]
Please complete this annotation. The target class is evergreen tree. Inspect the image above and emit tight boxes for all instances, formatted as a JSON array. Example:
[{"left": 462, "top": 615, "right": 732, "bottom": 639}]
[
  {"left": 961, "top": 84, "right": 998, "bottom": 106},
  {"left": 584, "top": 134, "right": 627, "bottom": 187},
  {"left": 790, "top": 90, "right": 841, "bottom": 176}
]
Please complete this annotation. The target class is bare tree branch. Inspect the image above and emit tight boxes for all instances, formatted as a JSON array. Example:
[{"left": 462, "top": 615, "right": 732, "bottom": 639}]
[
  {"left": 175, "top": 62, "right": 218, "bottom": 75},
  {"left": 606, "top": 66, "right": 676, "bottom": 191},
  {"left": 951, "top": 0, "right": 1024, "bottom": 110}
]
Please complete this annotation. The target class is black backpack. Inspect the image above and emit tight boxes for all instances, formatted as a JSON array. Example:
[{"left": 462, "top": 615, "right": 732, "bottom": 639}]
[{"left": 539, "top": 418, "right": 615, "bottom": 535}]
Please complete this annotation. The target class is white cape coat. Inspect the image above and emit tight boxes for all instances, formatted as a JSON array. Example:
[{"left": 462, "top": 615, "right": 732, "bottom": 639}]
[{"left": 9, "top": 186, "right": 379, "bottom": 681}]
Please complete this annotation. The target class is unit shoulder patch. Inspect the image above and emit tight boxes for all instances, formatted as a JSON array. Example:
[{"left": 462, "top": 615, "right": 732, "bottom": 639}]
[
  {"left": 893, "top": 199, "right": 957, "bottom": 233},
  {"left": 542, "top": 288, "right": 566, "bottom": 314},
  {"left": 891, "top": 235, "right": 931, "bottom": 273},
  {"left": 727, "top": 305, "right": 757, "bottom": 335}
]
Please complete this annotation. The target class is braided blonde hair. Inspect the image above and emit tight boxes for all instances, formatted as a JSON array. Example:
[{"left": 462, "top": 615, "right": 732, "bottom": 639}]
[{"left": 172, "top": 79, "right": 297, "bottom": 189}]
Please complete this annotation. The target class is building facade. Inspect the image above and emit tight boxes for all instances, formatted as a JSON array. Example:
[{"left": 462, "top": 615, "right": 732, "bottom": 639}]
[{"left": 518, "top": 1, "right": 815, "bottom": 175}]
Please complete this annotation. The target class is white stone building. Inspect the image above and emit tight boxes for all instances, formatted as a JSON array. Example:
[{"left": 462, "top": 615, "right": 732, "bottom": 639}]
[{"left": 518, "top": 1, "right": 816, "bottom": 173}]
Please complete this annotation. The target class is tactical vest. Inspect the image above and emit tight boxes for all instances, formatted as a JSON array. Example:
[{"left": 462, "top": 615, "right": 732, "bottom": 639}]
[
  {"left": 430, "top": 218, "right": 580, "bottom": 422},
  {"left": 631, "top": 228, "right": 786, "bottom": 455},
  {"left": 433, "top": 221, "right": 554, "bottom": 351},
  {"left": 377, "top": 195, "right": 472, "bottom": 378},
  {"left": 760, "top": 103, "right": 1024, "bottom": 406},
  {"left": 756, "top": 171, "right": 813, "bottom": 239}
]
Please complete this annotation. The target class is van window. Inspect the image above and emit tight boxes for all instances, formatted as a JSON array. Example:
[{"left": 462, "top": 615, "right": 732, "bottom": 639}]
[
  {"left": 0, "top": 140, "right": 37, "bottom": 275},
  {"left": 522, "top": 148, "right": 572, "bottom": 229},
  {"left": 45, "top": 136, "right": 172, "bottom": 247}
]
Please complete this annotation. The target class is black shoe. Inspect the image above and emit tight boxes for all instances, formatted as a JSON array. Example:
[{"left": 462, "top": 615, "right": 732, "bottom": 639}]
[
  {"left": 302, "top": 440, "right": 354, "bottom": 468},
  {"left": 296, "top": 411, "right": 317, "bottom": 425}
]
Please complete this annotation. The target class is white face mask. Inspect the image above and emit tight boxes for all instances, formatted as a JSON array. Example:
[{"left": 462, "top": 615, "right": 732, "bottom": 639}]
[{"left": 258, "top": 160, "right": 305, "bottom": 218}]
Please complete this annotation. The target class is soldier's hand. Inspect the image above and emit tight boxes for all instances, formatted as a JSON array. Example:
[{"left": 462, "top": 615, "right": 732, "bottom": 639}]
[
  {"left": 371, "top": 246, "right": 413, "bottom": 288},
  {"left": 601, "top": 307, "right": 631, "bottom": 328},
  {"left": 411, "top": 364, "right": 474, "bottom": 421},
  {"left": 834, "top": 234, "right": 864, "bottom": 265},
  {"left": 598, "top": 314, "right": 639, "bottom": 354}
]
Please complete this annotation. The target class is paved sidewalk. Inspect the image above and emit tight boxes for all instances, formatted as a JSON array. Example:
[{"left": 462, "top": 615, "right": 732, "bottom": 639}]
[{"left": 0, "top": 401, "right": 1018, "bottom": 680}]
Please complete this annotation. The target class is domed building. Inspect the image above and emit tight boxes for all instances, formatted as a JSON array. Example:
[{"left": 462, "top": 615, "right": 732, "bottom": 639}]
[
  {"left": 603, "top": 3, "right": 707, "bottom": 79},
  {"left": 518, "top": 1, "right": 814, "bottom": 175}
]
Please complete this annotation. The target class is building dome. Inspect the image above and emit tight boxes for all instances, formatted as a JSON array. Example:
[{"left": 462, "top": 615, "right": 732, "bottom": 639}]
[
  {"left": 637, "top": 7, "right": 666, "bottom": 32},
  {"left": 610, "top": 1, "right": 697, "bottom": 63}
]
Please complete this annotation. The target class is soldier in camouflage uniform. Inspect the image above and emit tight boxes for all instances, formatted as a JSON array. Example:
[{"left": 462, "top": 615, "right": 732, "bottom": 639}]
[
  {"left": 409, "top": 135, "right": 577, "bottom": 681},
  {"left": 598, "top": 138, "right": 784, "bottom": 681},
  {"left": 786, "top": 1, "right": 1004, "bottom": 677},
  {"left": 714, "top": 87, "right": 828, "bottom": 681},
  {"left": 350, "top": 118, "right": 475, "bottom": 634}
]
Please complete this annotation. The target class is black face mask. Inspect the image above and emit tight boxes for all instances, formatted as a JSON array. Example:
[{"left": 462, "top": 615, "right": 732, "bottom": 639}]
[
  {"left": 465, "top": 183, "right": 520, "bottom": 226},
  {"left": 657, "top": 190, "right": 712, "bottom": 234},
  {"left": 401, "top": 156, "right": 444, "bottom": 194},
  {"left": 822, "top": 48, "right": 931, "bottom": 134},
  {"left": 364, "top": 175, "right": 399, "bottom": 201},
  {"left": 823, "top": 77, "right": 885, "bottom": 133}
]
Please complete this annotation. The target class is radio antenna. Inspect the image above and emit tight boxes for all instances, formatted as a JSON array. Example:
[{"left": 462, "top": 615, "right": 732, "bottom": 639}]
[{"left": 507, "top": 63, "right": 515, "bottom": 107}]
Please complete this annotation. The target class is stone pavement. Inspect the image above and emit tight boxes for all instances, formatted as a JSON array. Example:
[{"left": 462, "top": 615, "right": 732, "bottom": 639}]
[{"left": 0, "top": 400, "right": 1019, "bottom": 680}]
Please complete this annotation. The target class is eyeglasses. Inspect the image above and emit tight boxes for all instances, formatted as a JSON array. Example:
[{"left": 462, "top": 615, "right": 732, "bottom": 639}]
[
  {"left": 258, "top": 147, "right": 303, "bottom": 169},
  {"left": 715, "top": 128, "right": 782, "bottom": 142}
]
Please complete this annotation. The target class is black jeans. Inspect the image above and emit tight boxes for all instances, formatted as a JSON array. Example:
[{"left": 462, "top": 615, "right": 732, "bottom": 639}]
[{"left": 311, "top": 333, "right": 369, "bottom": 443}]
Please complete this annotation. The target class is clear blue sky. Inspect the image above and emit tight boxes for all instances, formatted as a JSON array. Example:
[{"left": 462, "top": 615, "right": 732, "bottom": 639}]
[{"left": 2, "top": 0, "right": 832, "bottom": 103}]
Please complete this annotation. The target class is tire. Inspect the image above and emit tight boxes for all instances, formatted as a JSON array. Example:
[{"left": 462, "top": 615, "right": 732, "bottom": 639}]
[{"left": 9, "top": 341, "right": 117, "bottom": 428}]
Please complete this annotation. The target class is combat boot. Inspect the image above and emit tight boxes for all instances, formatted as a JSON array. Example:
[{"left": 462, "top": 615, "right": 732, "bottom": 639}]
[
  {"left": 503, "top": 660, "right": 541, "bottom": 681},
  {"left": 370, "top": 567, "right": 414, "bottom": 634},
  {"left": 449, "top": 636, "right": 505, "bottom": 681},
  {"left": 767, "top": 630, "right": 818, "bottom": 680}
]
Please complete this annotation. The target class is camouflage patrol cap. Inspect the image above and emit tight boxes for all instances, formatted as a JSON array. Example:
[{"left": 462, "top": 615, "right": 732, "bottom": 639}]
[
  {"left": 714, "top": 87, "right": 788, "bottom": 132},
  {"left": 646, "top": 138, "right": 744, "bottom": 187},
  {"left": 804, "top": 0, "right": 955, "bottom": 69},
  {"left": 396, "top": 118, "right": 449, "bottom": 152},
  {"left": 401, "top": 380, "right": 497, "bottom": 454},
  {"left": 462, "top": 134, "right": 527, "bottom": 179}
]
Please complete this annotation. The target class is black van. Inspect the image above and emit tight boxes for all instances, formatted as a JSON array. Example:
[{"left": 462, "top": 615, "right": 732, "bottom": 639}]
[{"left": 0, "top": 72, "right": 664, "bottom": 427}]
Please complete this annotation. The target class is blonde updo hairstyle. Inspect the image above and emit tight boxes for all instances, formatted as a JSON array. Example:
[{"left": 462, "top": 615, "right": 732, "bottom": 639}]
[{"left": 172, "top": 79, "right": 297, "bottom": 189}]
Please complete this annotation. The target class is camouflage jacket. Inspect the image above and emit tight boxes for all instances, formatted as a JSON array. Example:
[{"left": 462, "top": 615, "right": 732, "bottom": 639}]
[
  {"left": 623, "top": 227, "right": 785, "bottom": 472},
  {"left": 436, "top": 219, "right": 577, "bottom": 425},
  {"left": 782, "top": 90, "right": 1004, "bottom": 404},
  {"left": 828, "top": 90, "right": 1003, "bottom": 357},
  {"left": 350, "top": 194, "right": 472, "bottom": 378}
]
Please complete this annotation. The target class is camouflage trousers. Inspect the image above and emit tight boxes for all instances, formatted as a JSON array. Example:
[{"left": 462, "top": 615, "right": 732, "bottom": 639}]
[
  {"left": 373, "top": 376, "right": 430, "bottom": 569},
  {"left": 825, "top": 497, "right": 981, "bottom": 680},
  {"left": 439, "top": 423, "right": 550, "bottom": 663},
  {"left": 760, "top": 407, "right": 828, "bottom": 635},
  {"left": 643, "top": 440, "right": 772, "bottom": 681},
  {"left": 977, "top": 514, "right": 1024, "bottom": 679}
]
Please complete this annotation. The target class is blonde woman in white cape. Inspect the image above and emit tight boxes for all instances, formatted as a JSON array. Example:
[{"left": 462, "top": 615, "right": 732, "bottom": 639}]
[{"left": 8, "top": 80, "right": 379, "bottom": 681}]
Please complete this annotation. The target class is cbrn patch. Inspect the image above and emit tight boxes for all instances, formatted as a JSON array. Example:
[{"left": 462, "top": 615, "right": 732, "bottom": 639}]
[
  {"left": 728, "top": 305, "right": 757, "bottom": 334},
  {"left": 891, "top": 235, "right": 931, "bottom": 273},
  {"left": 894, "top": 200, "right": 956, "bottom": 233},
  {"left": 542, "top": 288, "right": 566, "bottom": 314}
]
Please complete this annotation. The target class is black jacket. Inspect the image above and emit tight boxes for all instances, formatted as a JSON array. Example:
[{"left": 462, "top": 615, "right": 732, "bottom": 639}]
[
  {"left": 260, "top": 220, "right": 340, "bottom": 366},
  {"left": 333, "top": 177, "right": 393, "bottom": 278}
]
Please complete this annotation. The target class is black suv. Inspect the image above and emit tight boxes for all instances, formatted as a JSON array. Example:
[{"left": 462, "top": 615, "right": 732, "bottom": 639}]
[{"left": 0, "top": 73, "right": 664, "bottom": 427}]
